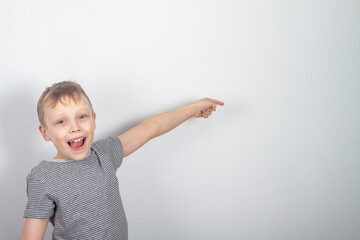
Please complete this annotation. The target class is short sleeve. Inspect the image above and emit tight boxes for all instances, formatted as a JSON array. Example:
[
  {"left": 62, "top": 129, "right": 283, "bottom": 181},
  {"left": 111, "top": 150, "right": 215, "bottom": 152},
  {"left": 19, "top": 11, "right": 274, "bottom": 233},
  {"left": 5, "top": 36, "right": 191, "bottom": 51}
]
[
  {"left": 23, "top": 173, "right": 55, "bottom": 219},
  {"left": 92, "top": 136, "right": 124, "bottom": 169}
]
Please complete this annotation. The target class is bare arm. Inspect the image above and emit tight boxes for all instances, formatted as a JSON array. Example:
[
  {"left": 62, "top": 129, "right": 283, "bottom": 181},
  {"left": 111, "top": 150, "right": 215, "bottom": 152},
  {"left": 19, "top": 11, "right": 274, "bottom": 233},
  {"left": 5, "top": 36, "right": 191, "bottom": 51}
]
[
  {"left": 118, "top": 98, "right": 224, "bottom": 158},
  {"left": 20, "top": 218, "right": 48, "bottom": 240}
]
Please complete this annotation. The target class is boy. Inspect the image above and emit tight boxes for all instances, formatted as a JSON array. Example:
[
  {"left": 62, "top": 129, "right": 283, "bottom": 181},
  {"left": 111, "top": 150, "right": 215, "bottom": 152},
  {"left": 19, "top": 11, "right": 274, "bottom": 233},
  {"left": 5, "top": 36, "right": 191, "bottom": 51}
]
[{"left": 20, "top": 81, "right": 224, "bottom": 240}]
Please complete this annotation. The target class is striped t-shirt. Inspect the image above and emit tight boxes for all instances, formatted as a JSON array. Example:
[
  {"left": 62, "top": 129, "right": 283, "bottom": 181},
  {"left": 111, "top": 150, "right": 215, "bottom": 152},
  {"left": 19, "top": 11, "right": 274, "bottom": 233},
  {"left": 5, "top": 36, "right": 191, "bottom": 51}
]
[{"left": 24, "top": 137, "right": 128, "bottom": 239}]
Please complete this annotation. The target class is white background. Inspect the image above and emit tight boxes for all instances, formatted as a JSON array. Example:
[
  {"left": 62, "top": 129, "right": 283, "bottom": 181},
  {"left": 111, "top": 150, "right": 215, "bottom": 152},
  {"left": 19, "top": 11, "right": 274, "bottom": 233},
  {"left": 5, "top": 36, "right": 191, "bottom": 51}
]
[{"left": 1, "top": 0, "right": 359, "bottom": 239}]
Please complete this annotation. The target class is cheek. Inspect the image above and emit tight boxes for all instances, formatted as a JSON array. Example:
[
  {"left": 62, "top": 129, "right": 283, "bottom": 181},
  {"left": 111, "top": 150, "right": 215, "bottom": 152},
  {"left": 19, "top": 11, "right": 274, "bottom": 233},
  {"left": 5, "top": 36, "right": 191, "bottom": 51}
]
[
  {"left": 86, "top": 120, "right": 96, "bottom": 131},
  {"left": 51, "top": 135, "right": 63, "bottom": 144},
  {"left": 49, "top": 129, "right": 68, "bottom": 142}
]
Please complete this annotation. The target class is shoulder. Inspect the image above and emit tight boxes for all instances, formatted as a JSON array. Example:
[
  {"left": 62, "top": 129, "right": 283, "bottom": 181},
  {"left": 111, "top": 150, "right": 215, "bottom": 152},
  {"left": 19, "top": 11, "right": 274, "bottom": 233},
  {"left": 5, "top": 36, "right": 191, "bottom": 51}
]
[
  {"left": 91, "top": 136, "right": 123, "bottom": 169},
  {"left": 92, "top": 136, "right": 122, "bottom": 149},
  {"left": 26, "top": 160, "right": 57, "bottom": 182},
  {"left": 92, "top": 136, "right": 123, "bottom": 155}
]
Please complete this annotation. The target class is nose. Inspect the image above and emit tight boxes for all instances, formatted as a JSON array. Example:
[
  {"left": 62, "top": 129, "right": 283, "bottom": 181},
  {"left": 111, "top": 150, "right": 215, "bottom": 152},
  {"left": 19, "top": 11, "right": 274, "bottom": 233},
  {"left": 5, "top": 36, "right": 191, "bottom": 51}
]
[{"left": 70, "top": 121, "right": 81, "bottom": 133}]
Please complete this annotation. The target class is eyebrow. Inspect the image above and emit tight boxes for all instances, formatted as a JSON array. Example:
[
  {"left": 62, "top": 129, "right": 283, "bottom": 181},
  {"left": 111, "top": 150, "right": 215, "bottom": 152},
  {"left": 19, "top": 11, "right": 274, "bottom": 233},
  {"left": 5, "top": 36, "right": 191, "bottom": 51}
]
[{"left": 77, "top": 108, "right": 92, "bottom": 113}]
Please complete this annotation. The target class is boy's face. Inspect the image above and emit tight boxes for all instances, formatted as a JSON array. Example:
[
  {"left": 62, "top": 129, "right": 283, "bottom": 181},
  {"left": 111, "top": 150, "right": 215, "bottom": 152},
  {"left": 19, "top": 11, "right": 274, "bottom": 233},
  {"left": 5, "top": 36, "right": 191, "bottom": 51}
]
[{"left": 39, "top": 95, "right": 96, "bottom": 161}]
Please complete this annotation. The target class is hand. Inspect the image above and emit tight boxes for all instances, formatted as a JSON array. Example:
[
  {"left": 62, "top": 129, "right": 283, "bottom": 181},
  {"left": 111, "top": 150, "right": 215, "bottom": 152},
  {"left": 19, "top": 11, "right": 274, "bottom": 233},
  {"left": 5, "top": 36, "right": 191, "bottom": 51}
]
[{"left": 193, "top": 98, "right": 224, "bottom": 118}]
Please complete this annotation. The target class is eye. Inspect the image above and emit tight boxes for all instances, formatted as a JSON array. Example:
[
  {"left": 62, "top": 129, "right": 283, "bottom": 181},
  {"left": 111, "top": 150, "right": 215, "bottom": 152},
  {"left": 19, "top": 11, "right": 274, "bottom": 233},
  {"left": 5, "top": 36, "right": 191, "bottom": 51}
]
[
  {"left": 79, "top": 115, "right": 87, "bottom": 119},
  {"left": 57, "top": 120, "right": 65, "bottom": 125}
]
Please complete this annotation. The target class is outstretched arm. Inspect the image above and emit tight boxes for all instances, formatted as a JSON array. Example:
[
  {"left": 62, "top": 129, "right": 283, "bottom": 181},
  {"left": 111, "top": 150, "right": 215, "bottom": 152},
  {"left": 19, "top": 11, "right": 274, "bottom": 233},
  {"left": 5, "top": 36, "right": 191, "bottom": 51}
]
[{"left": 118, "top": 98, "right": 224, "bottom": 158}]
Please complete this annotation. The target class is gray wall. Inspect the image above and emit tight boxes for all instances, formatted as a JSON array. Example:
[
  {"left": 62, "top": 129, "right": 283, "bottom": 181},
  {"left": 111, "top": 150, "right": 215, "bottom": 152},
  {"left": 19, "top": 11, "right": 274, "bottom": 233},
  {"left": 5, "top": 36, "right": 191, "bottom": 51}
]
[{"left": 1, "top": 0, "right": 359, "bottom": 239}]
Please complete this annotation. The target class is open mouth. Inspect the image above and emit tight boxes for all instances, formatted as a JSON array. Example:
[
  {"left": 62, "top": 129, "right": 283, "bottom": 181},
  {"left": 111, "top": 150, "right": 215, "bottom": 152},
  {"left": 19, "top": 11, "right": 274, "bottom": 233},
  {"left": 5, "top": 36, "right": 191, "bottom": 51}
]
[{"left": 68, "top": 137, "right": 86, "bottom": 151}]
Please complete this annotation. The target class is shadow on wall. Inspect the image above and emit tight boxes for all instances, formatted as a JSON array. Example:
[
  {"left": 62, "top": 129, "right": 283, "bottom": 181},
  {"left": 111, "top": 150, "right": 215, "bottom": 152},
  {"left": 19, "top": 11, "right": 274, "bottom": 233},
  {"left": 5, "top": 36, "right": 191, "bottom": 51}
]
[{"left": 0, "top": 88, "right": 50, "bottom": 239}]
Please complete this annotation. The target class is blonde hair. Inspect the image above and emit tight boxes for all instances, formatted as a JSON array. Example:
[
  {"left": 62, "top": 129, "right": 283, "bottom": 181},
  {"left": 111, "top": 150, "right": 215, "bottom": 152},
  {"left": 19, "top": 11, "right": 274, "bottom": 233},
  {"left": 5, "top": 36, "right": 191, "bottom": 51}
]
[{"left": 37, "top": 81, "right": 93, "bottom": 128}]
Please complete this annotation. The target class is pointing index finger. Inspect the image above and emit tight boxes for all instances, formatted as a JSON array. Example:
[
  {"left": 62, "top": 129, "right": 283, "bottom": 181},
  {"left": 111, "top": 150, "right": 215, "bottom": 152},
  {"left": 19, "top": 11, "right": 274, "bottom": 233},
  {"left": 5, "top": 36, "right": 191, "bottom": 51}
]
[{"left": 207, "top": 98, "right": 224, "bottom": 106}]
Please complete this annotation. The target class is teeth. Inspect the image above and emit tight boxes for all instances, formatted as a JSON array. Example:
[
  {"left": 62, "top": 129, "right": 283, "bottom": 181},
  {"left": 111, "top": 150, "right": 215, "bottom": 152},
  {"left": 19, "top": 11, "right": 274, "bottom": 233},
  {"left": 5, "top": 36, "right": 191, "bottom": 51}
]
[{"left": 71, "top": 138, "right": 84, "bottom": 143}]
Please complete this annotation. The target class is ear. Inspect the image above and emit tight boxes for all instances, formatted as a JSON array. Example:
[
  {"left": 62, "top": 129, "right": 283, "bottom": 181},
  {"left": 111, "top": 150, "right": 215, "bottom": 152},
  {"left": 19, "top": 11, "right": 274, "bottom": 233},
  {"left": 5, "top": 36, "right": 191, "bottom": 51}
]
[
  {"left": 93, "top": 112, "right": 96, "bottom": 130},
  {"left": 39, "top": 125, "right": 51, "bottom": 141}
]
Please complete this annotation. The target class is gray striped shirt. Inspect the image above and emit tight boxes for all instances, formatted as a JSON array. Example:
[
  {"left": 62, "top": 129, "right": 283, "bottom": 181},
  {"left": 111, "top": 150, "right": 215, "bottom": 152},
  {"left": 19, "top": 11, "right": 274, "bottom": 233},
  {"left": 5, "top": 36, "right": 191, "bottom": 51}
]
[{"left": 24, "top": 137, "right": 128, "bottom": 239}]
